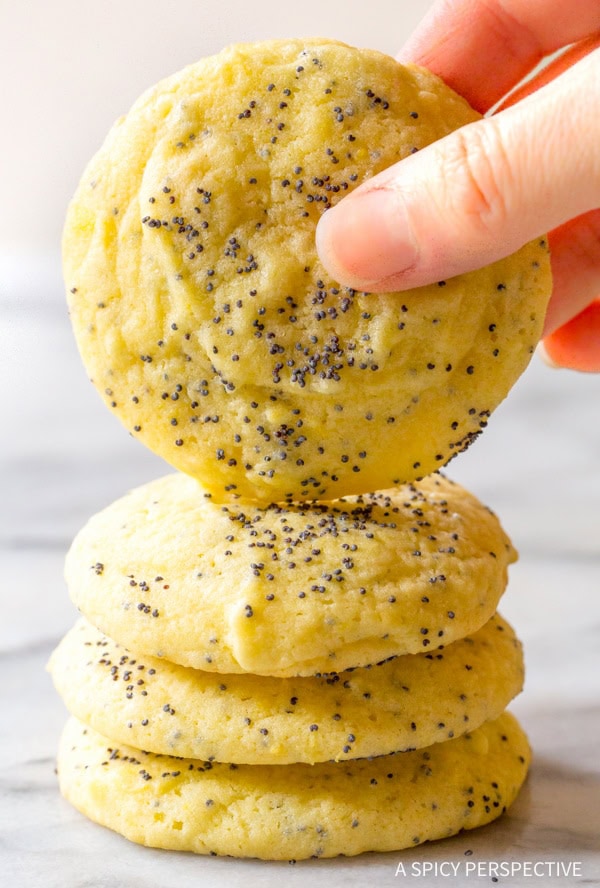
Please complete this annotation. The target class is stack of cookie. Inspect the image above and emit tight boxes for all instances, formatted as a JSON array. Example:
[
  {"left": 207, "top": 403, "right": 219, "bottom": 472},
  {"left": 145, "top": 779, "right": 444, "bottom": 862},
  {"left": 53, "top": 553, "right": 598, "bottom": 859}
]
[
  {"left": 51, "top": 474, "right": 529, "bottom": 858},
  {"left": 51, "top": 39, "right": 552, "bottom": 859}
]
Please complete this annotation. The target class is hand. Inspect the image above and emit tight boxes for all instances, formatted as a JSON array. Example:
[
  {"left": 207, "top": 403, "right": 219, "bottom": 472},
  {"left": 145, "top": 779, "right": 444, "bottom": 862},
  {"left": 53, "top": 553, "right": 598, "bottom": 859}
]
[{"left": 316, "top": 0, "right": 600, "bottom": 371}]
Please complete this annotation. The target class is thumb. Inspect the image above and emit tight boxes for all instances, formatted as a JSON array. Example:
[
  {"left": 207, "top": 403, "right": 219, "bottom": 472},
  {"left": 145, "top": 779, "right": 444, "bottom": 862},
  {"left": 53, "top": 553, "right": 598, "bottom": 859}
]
[{"left": 316, "top": 49, "right": 600, "bottom": 292}]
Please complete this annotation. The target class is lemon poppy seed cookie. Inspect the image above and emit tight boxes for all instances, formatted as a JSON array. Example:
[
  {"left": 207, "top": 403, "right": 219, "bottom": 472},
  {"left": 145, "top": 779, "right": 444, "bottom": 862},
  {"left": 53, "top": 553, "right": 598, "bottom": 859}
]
[
  {"left": 49, "top": 614, "right": 523, "bottom": 765},
  {"left": 65, "top": 472, "right": 516, "bottom": 676},
  {"left": 58, "top": 712, "right": 530, "bottom": 859},
  {"left": 63, "top": 38, "right": 552, "bottom": 502}
]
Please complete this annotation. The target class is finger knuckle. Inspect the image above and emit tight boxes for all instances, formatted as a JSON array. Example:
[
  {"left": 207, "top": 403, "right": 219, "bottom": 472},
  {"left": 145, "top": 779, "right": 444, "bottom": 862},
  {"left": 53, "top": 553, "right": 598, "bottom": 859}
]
[{"left": 441, "top": 120, "right": 513, "bottom": 238}]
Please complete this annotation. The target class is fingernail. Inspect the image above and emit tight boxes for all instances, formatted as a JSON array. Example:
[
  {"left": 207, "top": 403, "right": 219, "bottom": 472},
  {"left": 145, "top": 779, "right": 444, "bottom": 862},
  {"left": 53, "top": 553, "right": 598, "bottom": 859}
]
[
  {"left": 316, "top": 187, "right": 419, "bottom": 289},
  {"left": 539, "top": 300, "right": 600, "bottom": 373},
  {"left": 536, "top": 341, "right": 560, "bottom": 369}
]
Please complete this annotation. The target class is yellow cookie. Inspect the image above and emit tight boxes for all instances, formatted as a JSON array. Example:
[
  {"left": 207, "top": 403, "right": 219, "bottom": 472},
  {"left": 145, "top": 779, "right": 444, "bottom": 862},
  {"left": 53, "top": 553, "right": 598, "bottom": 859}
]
[
  {"left": 63, "top": 38, "right": 551, "bottom": 503},
  {"left": 49, "top": 614, "right": 523, "bottom": 765},
  {"left": 58, "top": 712, "right": 530, "bottom": 859},
  {"left": 65, "top": 472, "right": 516, "bottom": 676}
]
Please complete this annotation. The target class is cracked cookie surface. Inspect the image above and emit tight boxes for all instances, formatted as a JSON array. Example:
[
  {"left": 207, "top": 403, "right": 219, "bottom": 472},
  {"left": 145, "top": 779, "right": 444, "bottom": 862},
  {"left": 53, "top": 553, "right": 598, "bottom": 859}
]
[
  {"left": 49, "top": 613, "right": 523, "bottom": 764},
  {"left": 57, "top": 712, "right": 531, "bottom": 859},
  {"left": 65, "top": 471, "right": 516, "bottom": 676},
  {"left": 64, "top": 38, "right": 551, "bottom": 502}
]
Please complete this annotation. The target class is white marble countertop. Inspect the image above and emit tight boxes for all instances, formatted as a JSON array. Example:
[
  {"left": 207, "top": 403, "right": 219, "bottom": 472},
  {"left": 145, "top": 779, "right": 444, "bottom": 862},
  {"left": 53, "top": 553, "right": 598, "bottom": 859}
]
[{"left": 2, "top": 254, "right": 599, "bottom": 887}]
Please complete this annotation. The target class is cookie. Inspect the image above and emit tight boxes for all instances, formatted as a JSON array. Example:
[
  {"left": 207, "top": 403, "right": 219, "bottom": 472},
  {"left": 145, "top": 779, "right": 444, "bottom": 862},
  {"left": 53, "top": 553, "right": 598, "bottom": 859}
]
[
  {"left": 58, "top": 712, "right": 530, "bottom": 859},
  {"left": 63, "top": 38, "right": 552, "bottom": 503},
  {"left": 65, "top": 472, "right": 516, "bottom": 676},
  {"left": 49, "top": 613, "right": 523, "bottom": 764}
]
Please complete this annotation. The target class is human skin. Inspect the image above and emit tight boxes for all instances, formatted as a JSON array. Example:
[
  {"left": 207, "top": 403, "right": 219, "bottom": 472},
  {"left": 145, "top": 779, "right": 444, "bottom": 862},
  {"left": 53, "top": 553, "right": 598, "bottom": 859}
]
[{"left": 316, "top": 0, "right": 600, "bottom": 371}]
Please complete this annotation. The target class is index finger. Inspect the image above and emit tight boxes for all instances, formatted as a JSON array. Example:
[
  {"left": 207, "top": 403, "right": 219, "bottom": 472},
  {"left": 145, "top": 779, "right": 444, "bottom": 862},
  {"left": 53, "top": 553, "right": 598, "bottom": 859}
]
[{"left": 398, "top": 0, "right": 600, "bottom": 112}]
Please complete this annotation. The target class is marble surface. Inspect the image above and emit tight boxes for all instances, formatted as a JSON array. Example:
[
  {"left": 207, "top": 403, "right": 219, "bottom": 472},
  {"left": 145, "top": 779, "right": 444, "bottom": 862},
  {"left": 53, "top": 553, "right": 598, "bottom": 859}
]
[{"left": 2, "top": 253, "right": 599, "bottom": 886}]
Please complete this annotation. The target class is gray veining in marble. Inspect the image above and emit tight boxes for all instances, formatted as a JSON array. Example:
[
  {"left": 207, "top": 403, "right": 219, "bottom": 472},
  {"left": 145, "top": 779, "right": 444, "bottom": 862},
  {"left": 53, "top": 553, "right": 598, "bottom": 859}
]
[{"left": 2, "top": 253, "right": 599, "bottom": 886}]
